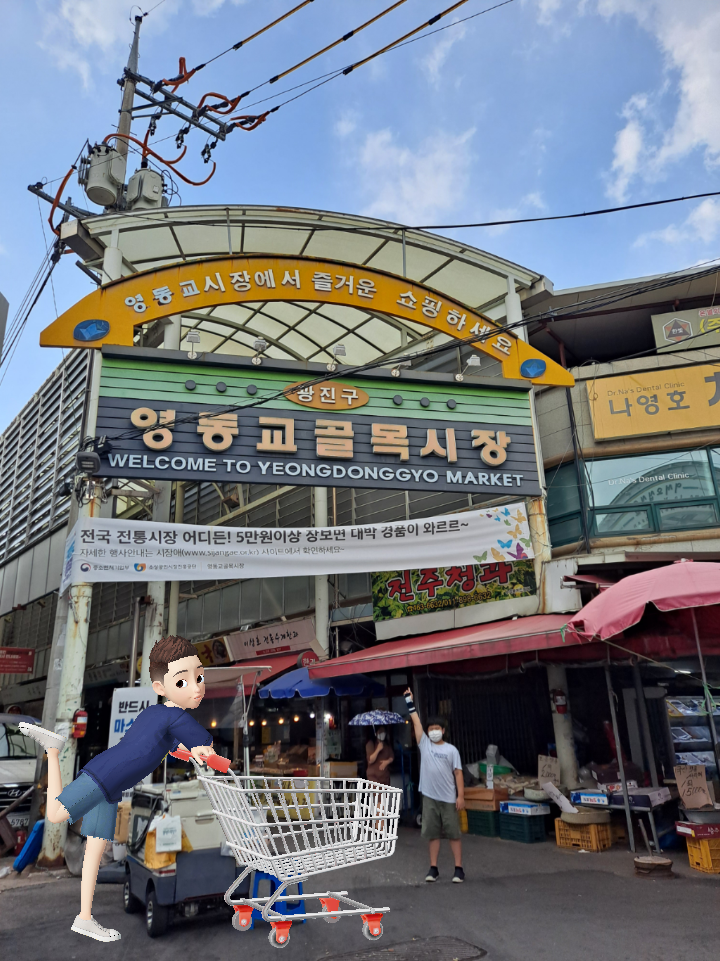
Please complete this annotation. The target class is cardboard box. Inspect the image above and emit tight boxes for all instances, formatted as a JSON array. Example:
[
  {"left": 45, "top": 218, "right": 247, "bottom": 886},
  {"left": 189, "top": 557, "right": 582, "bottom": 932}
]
[
  {"left": 675, "top": 821, "right": 720, "bottom": 840},
  {"left": 328, "top": 761, "right": 358, "bottom": 778},
  {"left": 464, "top": 787, "right": 508, "bottom": 811},
  {"left": 499, "top": 800, "right": 550, "bottom": 816},
  {"left": 610, "top": 787, "right": 671, "bottom": 809},
  {"left": 571, "top": 791, "right": 609, "bottom": 807},
  {"left": 114, "top": 801, "right": 131, "bottom": 843},
  {"left": 599, "top": 781, "right": 638, "bottom": 794}
]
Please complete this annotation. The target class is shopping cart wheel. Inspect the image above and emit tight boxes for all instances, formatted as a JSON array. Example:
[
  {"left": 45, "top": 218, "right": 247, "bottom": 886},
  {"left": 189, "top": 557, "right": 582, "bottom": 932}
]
[
  {"left": 269, "top": 928, "right": 291, "bottom": 949},
  {"left": 232, "top": 910, "right": 252, "bottom": 932},
  {"left": 322, "top": 907, "right": 340, "bottom": 924},
  {"left": 362, "top": 921, "right": 383, "bottom": 941}
]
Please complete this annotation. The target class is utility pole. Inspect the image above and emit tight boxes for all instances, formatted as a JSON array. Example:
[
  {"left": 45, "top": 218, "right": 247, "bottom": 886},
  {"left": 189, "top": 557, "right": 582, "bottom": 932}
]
[
  {"left": 116, "top": 16, "right": 142, "bottom": 167},
  {"left": 38, "top": 24, "right": 141, "bottom": 867}
]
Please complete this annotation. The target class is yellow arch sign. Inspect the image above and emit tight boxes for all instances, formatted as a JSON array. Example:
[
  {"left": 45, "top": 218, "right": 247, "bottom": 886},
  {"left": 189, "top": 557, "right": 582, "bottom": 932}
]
[{"left": 40, "top": 255, "right": 573, "bottom": 386}]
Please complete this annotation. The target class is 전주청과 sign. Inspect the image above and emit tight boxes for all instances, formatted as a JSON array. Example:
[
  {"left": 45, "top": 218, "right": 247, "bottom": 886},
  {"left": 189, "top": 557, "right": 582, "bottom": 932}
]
[
  {"left": 372, "top": 558, "right": 536, "bottom": 622},
  {"left": 587, "top": 363, "right": 720, "bottom": 440},
  {"left": 94, "top": 354, "right": 541, "bottom": 497}
]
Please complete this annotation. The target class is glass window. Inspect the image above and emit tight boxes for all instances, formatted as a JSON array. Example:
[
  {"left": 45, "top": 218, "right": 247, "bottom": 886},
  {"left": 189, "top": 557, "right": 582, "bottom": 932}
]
[
  {"left": 658, "top": 503, "right": 718, "bottom": 530},
  {"left": 594, "top": 510, "right": 651, "bottom": 534},
  {"left": 547, "top": 462, "right": 582, "bottom": 518},
  {"left": 586, "top": 451, "right": 714, "bottom": 509},
  {"left": 0, "top": 722, "right": 38, "bottom": 760},
  {"left": 549, "top": 515, "right": 584, "bottom": 546}
]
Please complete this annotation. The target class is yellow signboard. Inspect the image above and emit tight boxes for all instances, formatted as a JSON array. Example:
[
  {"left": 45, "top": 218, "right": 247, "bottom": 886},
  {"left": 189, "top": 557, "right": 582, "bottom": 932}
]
[
  {"left": 587, "top": 364, "right": 720, "bottom": 440},
  {"left": 39, "top": 255, "right": 573, "bottom": 387}
]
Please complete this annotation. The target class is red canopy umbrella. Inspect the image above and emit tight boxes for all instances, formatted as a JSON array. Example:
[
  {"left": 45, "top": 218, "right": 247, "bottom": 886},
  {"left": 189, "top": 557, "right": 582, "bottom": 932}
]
[
  {"left": 567, "top": 559, "right": 720, "bottom": 781},
  {"left": 566, "top": 560, "right": 720, "bottom": 641}
]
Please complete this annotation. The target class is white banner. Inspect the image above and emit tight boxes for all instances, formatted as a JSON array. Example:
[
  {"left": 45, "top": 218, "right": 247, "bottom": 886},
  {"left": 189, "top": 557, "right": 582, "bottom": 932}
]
[
  {"left": 225, "top": 617, "right": 317, "bottom": 660},
  {"left": 61, "top": 504, "right": 533, "bottom": 590}
]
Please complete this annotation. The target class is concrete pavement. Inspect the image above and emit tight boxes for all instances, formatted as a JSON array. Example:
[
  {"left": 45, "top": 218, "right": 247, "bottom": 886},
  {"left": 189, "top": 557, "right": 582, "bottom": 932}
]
[{"left": 1, "top": 827, "right": 718, "bottom": 961}]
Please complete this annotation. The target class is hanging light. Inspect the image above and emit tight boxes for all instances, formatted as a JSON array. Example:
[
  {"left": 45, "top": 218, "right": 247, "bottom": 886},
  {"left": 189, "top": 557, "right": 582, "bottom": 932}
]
[
  {"left": 210, "top": 720, "right": 217, "bottom": 728},
  {"left": 249, "top": 720, "right": 255, "bottom": 727},
  {"left": 309, "top": 712, "right": 315, "bottom": 719},
  {"left": 278, "top": 718, "right": 285, "bottom": 724},
  {"left": 293, "top": 715, "right": 300, "bottom": 722},
  {"left": 261, "top": 719, "right": 267, "bottom": 727}
]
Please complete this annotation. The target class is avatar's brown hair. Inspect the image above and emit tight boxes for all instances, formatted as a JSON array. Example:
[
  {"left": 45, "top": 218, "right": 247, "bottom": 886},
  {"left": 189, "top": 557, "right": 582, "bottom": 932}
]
[{"left": 149, "top": 635, "right": 198, "bottom": 683}]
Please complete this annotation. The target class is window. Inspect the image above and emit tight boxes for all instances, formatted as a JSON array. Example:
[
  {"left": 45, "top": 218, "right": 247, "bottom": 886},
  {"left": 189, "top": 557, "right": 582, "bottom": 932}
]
[{"left": 547, "top": 448, "right": 720, "bottom": 546}]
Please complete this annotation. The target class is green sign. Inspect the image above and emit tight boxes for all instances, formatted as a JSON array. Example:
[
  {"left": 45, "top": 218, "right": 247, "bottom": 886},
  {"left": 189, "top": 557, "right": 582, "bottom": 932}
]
[{"left": 372, "top": 560, "right": 536, "bottom": 622}]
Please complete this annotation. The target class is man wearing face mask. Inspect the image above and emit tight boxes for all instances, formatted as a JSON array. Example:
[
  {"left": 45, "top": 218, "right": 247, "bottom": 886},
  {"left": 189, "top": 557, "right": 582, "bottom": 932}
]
[
  {"left": 404, "top": 688, "right": 464, "bottom": 883},
  {"left": 365, "top": 726, "right": 394, "bottom": 785}
]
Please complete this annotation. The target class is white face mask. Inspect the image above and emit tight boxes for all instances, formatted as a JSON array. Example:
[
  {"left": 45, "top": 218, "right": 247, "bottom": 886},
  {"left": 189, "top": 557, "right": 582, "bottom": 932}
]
[
  {"left": 377, "top": 731, "right": 386, "bottom": 741},
  {"left": 428, "top": 729, "right": 443, "bottom": 743}
]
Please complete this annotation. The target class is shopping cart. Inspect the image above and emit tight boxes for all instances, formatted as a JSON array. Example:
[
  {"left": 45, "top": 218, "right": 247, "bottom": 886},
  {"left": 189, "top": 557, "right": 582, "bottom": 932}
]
[{"left": 170, "top": 749, "right": 402, "bottom": 948}]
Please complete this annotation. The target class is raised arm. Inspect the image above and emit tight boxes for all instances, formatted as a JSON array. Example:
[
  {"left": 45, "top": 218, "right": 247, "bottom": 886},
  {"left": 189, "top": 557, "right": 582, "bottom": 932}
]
[{"left": 404, "top": 688, "right": 424, "bottom": 744}]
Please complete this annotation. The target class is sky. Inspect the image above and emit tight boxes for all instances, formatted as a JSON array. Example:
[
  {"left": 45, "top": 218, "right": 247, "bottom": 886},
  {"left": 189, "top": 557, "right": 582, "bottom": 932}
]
[{"left": 1, "top": 0, "right": 719, "bottom": 428}]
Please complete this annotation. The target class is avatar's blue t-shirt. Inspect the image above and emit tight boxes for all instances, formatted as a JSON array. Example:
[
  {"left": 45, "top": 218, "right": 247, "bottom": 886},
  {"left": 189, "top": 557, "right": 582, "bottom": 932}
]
[{"left": 82, "top": 704, "right": 212, "bottom": 802}]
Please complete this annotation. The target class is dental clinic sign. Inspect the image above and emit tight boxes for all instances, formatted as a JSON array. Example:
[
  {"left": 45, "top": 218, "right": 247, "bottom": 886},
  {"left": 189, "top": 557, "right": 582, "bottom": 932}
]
[{"left": 94, "top": 352, "right": 541, "bottom": 496}]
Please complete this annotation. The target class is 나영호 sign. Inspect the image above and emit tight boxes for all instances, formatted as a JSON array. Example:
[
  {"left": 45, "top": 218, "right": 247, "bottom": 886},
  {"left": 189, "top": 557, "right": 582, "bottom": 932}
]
[
  {"left": 95, "top": 356, "right": 541, "bottom": 496},
  {"left": 586, "top": 363, "right": 720, "bottom": 440},
  {"left": 60, "top": 506, "right": 534, "bottom": 590}
]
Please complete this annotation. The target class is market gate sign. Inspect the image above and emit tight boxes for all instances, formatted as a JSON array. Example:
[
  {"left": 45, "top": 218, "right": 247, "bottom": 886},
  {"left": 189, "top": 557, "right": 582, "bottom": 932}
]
[
  {"left": 39, "top": 255, "right": 574, "bottom": 388},
  {"left": 95, "top": 355, "right": 541, "bottom": 496}
]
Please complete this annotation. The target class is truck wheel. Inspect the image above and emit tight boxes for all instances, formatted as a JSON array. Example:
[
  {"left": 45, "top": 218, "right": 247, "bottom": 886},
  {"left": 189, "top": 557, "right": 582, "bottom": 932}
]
[
  {"left": 123, "top": 878, "right": 142, "bottom": 914},
  {"left": 146, "top": 891, "right": 169, "bottom": 937}
]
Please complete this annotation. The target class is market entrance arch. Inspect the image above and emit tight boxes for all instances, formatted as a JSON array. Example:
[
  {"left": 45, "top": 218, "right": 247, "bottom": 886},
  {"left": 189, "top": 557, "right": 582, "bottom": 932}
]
[{"left": 40, "top": 255, "right": 573, "bottom": 387}]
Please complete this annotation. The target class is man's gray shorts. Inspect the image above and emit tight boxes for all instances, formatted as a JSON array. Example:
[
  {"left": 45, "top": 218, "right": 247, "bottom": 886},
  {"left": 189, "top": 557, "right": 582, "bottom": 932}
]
[{"left": 421, "top": 795, "right": 461, "bottom": 840}]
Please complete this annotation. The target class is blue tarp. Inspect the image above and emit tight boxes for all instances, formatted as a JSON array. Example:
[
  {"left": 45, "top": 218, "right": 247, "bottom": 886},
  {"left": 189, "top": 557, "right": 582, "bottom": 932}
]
[{"left": 258, "top": 667, "right": 384, "bottom": 700}]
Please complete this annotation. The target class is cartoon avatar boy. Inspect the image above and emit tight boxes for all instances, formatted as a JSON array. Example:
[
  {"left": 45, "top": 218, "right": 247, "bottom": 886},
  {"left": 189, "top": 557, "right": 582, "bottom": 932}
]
[{"left": 20, "top": 635, "right": 215, "bottom": 943}]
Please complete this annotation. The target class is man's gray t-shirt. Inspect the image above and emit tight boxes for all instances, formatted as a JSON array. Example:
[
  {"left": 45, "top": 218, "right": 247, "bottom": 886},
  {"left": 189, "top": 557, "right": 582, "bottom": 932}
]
[{"left": 418, "top": 733, "right": 462, "bottom": 803}]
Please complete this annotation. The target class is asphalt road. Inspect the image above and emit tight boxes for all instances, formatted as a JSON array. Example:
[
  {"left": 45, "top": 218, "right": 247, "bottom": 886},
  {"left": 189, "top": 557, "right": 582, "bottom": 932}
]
[{"left": 1, "top": 828, "right": 718, "bottom": 961}]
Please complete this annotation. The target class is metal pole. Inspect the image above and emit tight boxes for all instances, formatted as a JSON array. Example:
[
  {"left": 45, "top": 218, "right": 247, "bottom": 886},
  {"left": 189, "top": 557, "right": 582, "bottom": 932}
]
[
  {"left": 691, "top": 608, "right": 720, "bottom": 770},
  {"left": 167, "top": 481, "right": 185, "bottom": 636},
  {"left": 605, "top": 665, "right": 635, "bottom": 853},
  {"left": 401, "top": 230, "right": 406, "bottom": 278},
  {"left": 115, "top": 16, "right": 142, "bottom": 165},
  {"left": 313, "top": 487, "right": 329, "bottom": 657},
  {"left": 632, "top": 662, "right": 659, "bottom": 788},
  {"left": 242, "top": 684, "right": 251, "bottom": 776},
  {"left": 128, "top": 595, "right": 141, "bottom": 687}
]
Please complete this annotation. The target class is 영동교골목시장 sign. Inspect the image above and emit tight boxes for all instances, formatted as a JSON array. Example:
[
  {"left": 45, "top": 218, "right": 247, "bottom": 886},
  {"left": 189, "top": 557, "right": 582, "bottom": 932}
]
[{"left": 94, "top": 353, "right": 541, "bottom": 497}]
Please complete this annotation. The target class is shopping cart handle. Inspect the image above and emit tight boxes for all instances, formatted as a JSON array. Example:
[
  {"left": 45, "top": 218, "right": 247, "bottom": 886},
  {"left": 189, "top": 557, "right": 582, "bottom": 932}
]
[{"left": 170, "top": 748, "right": 232, "bottom": 773}]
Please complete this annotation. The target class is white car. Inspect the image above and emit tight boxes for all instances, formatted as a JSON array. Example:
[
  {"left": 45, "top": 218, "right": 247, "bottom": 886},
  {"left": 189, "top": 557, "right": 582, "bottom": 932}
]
[{"left": 0, "top": 713, "right": 40, "bottom": 831}]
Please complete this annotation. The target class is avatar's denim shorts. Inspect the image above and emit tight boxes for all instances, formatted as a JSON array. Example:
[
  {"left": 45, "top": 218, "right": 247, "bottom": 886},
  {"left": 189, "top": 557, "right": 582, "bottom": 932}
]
[{"left": 57, "top": 771, "right": 118, "bottom": 842}]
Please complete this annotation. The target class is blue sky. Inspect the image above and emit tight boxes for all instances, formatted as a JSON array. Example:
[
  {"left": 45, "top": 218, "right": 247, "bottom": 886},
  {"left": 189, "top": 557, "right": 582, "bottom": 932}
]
[{"left": 1, "top": 0, "right": 719, "bottom": 426}]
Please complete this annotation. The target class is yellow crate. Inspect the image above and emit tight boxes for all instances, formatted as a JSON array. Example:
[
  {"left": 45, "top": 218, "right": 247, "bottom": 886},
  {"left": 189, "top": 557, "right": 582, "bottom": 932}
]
[
  {"left": 554, "top": 818, "right": 612, "bottom": 852},
  {"left": 687, "top": 837, "right": 720, "bottom": 874}
]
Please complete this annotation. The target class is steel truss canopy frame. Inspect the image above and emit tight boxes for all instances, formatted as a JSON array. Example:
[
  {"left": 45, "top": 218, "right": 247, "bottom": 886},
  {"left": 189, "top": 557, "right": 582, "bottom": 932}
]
[{"left": 53, "top": 204, "right": 572, "bottom": 386}]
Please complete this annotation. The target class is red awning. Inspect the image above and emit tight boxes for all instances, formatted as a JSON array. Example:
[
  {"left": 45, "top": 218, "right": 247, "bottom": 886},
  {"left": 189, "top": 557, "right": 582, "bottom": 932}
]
[
  {"left": 204, "top": 653, "right": 300, "bottom": 698},
  {"left": 308, "top": 614, "right": 574, "bottom": 678}
]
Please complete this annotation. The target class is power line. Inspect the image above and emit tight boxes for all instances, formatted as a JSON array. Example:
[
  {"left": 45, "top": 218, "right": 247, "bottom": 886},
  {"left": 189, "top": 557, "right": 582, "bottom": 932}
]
[
  {"left": 229, "top": 0, "right": 410, "bottom": 105},
  {"left": 415, "top": 189, "right": 720, "bottom": 230}
]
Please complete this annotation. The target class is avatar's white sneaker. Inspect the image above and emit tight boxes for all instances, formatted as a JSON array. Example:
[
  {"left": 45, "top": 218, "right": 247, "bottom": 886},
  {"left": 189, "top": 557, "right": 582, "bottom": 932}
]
[
  {"left": 18, "top": 723, "right": 66, "bottom": 752},
  {"left": 71, "top": 916, "right": 121, "bottom": 942}
]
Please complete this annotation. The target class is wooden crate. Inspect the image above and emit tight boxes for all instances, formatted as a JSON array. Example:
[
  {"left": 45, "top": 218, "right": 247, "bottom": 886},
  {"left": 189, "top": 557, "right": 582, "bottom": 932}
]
[{"left": 555, "top": 818, "right": 612, "bottom": 852}]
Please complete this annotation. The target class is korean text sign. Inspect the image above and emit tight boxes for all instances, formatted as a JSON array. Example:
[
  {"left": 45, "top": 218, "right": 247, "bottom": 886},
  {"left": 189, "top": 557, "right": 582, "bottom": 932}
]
[
  {"left": 61, "top": 505, "right": 534, "bottom": 590},
  {"left": 108, "top": 687, "right": 157, "bottom": 748},
  {"left": 372, "top": 556, "right": 536, "bottom": 622},
  {"left": 95, "top": 360, "right": 541, "bottom": 497},
  {"left": 225, "top": 617, "right": 316, "bottom": 659},
  {"left": 587, "top": 364, "right": 720, "bottom": 440}
]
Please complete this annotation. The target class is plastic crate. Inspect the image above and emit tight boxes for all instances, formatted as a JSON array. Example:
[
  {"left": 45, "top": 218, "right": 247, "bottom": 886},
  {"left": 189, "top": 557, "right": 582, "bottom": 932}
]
[
  {"left": 687, "top": 837, "right": 720, "bottom": 874},
  {"left": 466, "top": 810, "right": 500, "bottom": 837},
  {"left": 499, "top": 812, "right": 546, "bottom": 843},
  {"left": 554, "top": 818, "right": 612, "bottom": 852}
]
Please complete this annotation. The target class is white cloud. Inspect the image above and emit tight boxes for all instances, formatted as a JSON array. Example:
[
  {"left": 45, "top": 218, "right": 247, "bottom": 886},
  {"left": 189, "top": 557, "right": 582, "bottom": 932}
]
[
  {"left": 334, "top": 111, "right": 358, "bottom": 139},
  {"left": 354, "top": 128, "right": 475, "bottom": 226},
  {"left": 606, "top": 93, "right": 649, "bottom": 202},
  {"left": 634, "top": 198, "right": 720, "bottom": 248},
  {"left": 37, "top": 0, "right": 177, "bottom": 87},
  {"left": 483, "top": 191, "right": 547, "bottom": 235},
  {"left": 420, "top": 22, "right": 467, "bottom": 86},
  {"left": 595, "top": 1, "right": 720, "bottom": 197}
]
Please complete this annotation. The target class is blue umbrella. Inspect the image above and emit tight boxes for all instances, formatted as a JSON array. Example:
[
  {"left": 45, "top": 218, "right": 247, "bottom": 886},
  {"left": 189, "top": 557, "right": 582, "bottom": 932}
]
[
  {"left": 349, "top": 710, "right": 405, "bottom": 726},
  {"left": 258, "top": 667, "right": 384, "bottom": 700}
]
